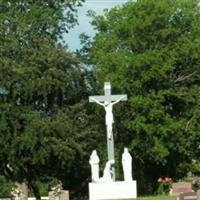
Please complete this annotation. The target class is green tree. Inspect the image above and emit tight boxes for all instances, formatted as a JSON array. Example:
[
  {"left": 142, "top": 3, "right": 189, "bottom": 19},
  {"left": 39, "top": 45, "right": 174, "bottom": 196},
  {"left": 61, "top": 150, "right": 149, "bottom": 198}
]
[
  {"left": 80, "top": 0, "right": 200, "bottom": 193},
  {"left": 0, "top": 0, "right": 102, "bottom": 199},
  {"left": 0, "top": 175, "right": 14, "bottom": 197}
]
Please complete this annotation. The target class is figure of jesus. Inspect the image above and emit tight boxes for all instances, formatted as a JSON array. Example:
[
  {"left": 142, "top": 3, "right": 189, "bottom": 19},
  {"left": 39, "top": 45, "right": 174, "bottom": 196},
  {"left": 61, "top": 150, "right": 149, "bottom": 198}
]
[{"left": 90, "top": 95, "right": 126, "bottom": 139}]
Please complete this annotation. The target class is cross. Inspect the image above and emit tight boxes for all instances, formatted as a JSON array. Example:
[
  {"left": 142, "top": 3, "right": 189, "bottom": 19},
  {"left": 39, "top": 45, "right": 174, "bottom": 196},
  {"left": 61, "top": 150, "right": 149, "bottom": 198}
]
[{"left": 89, "top": 82, "right": 127, "bottom": 181}]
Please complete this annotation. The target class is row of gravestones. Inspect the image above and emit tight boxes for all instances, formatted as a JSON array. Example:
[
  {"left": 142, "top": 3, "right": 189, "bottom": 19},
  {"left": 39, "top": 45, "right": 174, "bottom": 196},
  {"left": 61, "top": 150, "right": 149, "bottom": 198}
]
[
  {"left": 10, "top": 183, "right": 69, "bottom": 200},
  {"left": 171, "top": 182, "right": 200, "bottom": 200},
  {"left": 9, "top": 191, "right": 69, "bottom": 200}
]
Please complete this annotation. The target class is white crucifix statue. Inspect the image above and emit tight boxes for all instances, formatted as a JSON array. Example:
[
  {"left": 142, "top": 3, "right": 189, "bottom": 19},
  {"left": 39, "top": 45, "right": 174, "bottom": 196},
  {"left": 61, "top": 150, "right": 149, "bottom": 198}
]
[{"left": 89, "top": 82, "right": 127, "bottom": 180}]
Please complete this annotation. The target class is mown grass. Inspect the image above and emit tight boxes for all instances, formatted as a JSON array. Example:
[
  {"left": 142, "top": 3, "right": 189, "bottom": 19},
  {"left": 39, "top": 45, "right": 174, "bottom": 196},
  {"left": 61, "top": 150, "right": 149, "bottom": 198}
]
[
  {"left": 73, "top": 195, "right": 177, "bottom": 200},
  {"left": 137, "top": 195, "right": 176, "bottom": 200}
]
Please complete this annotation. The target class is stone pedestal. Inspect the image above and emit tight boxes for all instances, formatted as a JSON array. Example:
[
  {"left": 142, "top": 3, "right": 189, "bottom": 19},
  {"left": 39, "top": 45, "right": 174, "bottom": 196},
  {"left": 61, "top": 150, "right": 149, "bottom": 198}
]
[{"left": 89, "top": 181, "right": 137, "bottom": 200}]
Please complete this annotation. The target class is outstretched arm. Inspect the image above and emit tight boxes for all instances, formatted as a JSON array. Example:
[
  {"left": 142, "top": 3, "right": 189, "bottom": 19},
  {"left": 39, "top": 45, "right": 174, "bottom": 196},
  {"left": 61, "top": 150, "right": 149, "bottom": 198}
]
[
  {"left": 112, "top": 95, "right": 126, "bottom": 105},
  {"left": 90, "top": 97, "right": 104, "bottom": 106}
]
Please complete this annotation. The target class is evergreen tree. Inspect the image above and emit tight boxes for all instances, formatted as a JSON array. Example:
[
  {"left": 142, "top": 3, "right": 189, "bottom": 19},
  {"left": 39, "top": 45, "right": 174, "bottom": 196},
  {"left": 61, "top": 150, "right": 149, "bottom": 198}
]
[{"left": 0, "top": 0, "right": 101, "bottom": 199}]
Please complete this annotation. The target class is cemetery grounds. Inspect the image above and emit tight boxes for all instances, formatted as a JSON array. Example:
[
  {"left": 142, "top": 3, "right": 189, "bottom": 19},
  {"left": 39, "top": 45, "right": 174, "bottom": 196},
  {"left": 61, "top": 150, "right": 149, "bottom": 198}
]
[{"left": 137, "top": 196, "right": 176, "bottom": 200}]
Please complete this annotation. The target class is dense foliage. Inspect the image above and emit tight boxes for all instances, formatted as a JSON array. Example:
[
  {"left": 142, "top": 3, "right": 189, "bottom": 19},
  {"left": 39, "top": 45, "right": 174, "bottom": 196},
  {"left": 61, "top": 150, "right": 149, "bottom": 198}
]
[
  {"left": 0, "top": 175, "right": 14, "bottom": 197},
  {"left": 1, "top": 0, "right": 200, "bottom": 198},
  {"left": 80, "top": 0, "right": 200, "bottom": 193},
  {"left": 0, "top": 0, "right": 102, "bottom": 199}
]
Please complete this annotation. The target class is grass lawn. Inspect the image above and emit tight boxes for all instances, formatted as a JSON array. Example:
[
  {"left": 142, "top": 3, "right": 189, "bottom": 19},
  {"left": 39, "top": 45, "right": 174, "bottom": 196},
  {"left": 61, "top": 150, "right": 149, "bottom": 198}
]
[
  {"left": 80, "top": 195, "right": 177, "bottom": 200},
  {"left": 137, "top": 195, "right": 176, "bottom": 200}
]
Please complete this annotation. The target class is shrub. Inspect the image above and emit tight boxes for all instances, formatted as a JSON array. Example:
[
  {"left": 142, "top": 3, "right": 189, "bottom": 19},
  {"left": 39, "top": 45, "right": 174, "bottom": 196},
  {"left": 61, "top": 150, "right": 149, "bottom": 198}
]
[
  {"left": 192, "top": 179, "right": 200, "bottom": 192},
  {"left": 0, "top": 175, "right": 14, "bottom": 197}
]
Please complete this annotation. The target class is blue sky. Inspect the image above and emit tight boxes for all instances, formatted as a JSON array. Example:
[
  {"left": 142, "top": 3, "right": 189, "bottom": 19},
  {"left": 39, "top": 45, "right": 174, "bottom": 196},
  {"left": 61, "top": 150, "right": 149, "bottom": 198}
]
[{"left": 65, "top": 0, "right": 129, "bottom": 51}]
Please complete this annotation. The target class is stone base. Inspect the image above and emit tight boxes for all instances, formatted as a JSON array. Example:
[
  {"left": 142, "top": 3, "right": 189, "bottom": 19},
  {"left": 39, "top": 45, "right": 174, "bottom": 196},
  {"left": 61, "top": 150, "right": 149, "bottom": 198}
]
[{"left": 89, "top": 181, "right": 137, "bottom": 200}]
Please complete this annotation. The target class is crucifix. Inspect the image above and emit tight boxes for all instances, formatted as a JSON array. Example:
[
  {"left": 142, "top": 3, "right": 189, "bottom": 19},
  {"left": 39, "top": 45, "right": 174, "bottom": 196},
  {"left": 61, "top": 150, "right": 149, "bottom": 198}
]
[{"left": 89, "top": 82, "right": 127, "bottom": 181}]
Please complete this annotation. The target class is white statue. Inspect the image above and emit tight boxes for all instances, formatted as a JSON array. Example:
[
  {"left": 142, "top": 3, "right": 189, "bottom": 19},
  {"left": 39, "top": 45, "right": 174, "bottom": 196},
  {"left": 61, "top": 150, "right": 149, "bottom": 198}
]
[
  {"left": 90, "top": 96, "right": 126, "bottom": 139},
  {"left": 89, "top": 82, "right": 127, "bottom": 181},
  {"left": 122, "top": 147, "right": 133, "bottom": 181},
  {"left": 100, "top": 160, "right": 114, "bottom": 182},
  {"left": 89, "top": 150, "right": 100, "bottom": 182}
]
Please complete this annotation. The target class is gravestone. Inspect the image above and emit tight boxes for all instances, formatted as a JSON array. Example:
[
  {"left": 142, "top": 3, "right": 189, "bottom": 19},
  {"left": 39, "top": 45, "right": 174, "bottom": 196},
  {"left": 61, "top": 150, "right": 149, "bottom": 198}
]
[
  {"left": 49, "top": 190, "right": 69, "bottom": 200},
  {"left": 198, "top": 190, "right": 200, "bottom": 200},
  {"left": 60, "top": 191, "right": 69, "bottom": 200},
  {"left": 48, "top": 191, "right": 55, "bottom": 200},
  {"left": 11, "top": 182, "right": 28, "bottom": 200},
  {"left": 172, "top": 182, "right": 192, "bottom": 196},
  {"left": 179, "top": 192, "right": 197, "bottom": 200},
  {"left": 88, "top": 82, "right": 137, "bottom": 200}
]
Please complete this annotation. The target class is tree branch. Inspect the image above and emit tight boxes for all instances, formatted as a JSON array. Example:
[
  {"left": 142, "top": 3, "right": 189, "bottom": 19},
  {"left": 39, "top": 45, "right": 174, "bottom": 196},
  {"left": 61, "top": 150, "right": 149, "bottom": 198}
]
[{"left": 174, "top": 71, "right": 197, "bottom": 83}]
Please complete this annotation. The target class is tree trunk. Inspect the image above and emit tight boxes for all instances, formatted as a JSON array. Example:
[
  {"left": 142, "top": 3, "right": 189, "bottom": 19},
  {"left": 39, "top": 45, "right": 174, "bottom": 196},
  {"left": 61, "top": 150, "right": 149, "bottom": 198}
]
[{"left": 29, "top": 181, "right": 41, "bottom": 200}]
